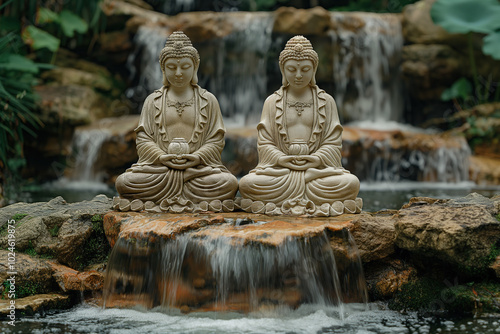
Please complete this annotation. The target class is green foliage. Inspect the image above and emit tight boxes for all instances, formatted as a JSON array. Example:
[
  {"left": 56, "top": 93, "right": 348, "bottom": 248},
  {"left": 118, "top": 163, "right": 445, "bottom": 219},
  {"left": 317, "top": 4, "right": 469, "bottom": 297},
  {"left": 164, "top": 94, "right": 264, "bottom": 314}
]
[
  {"left": 49, "top": 225, "right": 60, "bottom": 237},
  {"left": 431, "top": 0, "right": 500, "bottom": 34},
  {"left": 24, "top": 241, "right": 38, "bottom": 257},
  {"left": 441, "top": 77, "right": 473, "bottom": 102},
  {"left": 483, "top": 31, "right": 500, "bottom": 59},
  {"left": 0, "top": 34, "right": 43, "bottom": 173},
  {"left": 431, "top": 0, "right": 500, "bottom": 61},
  {"left": 11, "top": 213, "right": 28, "bottom": 222},
  {"left": 76, "top": 215, "right": 110, "bottom": 270}
]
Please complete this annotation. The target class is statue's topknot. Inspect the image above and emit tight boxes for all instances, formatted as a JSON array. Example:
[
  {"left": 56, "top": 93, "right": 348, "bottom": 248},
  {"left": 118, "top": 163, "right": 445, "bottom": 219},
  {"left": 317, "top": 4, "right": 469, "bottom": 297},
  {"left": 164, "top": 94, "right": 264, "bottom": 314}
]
[
  {"left": 279, "top": 35, "right": 318, "bottom": 67},
  {"left": 159, "top": 31, "right": 200, "bottom": 69},
  {"left": 159, "top": 31, "right": 200, "bottom": 86}
]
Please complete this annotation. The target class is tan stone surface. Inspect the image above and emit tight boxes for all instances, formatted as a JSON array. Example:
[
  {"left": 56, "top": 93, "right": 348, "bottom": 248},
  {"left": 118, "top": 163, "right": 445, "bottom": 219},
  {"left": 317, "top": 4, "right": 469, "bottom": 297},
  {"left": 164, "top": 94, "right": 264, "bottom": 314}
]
[
  {"left": 365, "top": 259, "right": 417, "bottom": 299},
  {"left": 0, "top": 294, "right": 71, "bottom": 316},
  {"left": 50, "top": 262, "right": 104, "bottom": 292},
  {"left": 395, "top": 196, "right": 500, "bottom": 270},
  {"left": 273, "top": 6, "right": 332, "bottom": 35},
  {"left": 469, "top": 156, "right": 500, "bottom": 186},
  {"left": 350, "top": 213, "right": 396, "bottom": 263}
]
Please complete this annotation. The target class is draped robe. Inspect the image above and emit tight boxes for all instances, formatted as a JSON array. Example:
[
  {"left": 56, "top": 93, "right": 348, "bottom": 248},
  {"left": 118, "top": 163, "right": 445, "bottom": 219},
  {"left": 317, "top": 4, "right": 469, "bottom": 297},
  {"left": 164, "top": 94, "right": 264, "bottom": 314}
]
[
  {"left": 239, "top": 86, "right": 359, "bottom": 206},
  {"left": 116, "top": 85, "right": 237, "bottom": 204}
]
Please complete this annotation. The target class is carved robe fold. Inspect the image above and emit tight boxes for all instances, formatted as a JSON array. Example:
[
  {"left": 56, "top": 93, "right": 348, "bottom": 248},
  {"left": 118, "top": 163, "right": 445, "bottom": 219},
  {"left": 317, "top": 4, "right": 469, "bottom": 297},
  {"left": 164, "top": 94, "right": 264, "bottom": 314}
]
[
  {"left": 239, "top": 86, "right": 359, "bottom": 206},
  {"left": 116, "top": 85, "right": 237, "bottom": 204}
]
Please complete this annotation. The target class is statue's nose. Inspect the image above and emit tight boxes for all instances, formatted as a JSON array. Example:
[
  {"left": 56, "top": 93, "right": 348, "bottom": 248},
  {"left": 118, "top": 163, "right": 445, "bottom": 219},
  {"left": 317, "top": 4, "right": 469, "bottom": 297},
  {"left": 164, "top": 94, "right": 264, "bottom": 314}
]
[{"left": 175, "top": 68, "right": 182, "bottom": 77}]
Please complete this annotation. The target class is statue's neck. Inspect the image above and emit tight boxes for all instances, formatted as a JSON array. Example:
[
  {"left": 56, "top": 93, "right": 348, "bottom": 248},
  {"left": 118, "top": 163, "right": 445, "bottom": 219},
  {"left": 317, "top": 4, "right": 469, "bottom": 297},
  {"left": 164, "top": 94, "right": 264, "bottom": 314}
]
[
  {"left": 286, "top": 85, "right": 313, "bottom": 101},
  {"left": 166, "top": 85, "right": 195, "bottom": 101}
]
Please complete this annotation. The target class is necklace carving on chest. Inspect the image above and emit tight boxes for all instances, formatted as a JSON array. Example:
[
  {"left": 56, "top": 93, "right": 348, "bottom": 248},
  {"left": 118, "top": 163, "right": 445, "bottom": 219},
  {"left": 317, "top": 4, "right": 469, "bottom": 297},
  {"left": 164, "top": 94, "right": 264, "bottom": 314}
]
[
  {"left": 287, "top": 99, "right": 313, "bottom": 116},
  {"left": 166, "top": 94, "right": 194, "bottom": 116}
]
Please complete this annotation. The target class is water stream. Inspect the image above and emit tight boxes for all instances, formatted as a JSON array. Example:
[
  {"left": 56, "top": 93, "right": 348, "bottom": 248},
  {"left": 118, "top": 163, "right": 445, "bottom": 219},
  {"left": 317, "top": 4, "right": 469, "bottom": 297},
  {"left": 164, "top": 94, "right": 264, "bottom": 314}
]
[{"left": 103, "top": 225, "right": 366, "bottom": 313}]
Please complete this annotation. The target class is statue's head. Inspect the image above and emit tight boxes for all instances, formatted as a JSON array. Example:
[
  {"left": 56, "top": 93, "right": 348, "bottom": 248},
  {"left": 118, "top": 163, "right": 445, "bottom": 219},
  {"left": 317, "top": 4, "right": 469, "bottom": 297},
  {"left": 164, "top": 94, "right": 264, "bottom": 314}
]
[
  {"left": 279, "top": 35, "right": 318, "bottom": 87},
  {"left": 159, "top": 31, "right": 200, "bottom": 87}
]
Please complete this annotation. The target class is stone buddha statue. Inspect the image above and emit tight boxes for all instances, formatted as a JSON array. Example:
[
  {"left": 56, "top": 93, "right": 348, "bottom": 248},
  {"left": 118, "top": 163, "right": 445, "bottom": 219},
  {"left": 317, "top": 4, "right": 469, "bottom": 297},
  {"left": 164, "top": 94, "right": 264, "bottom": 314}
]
[
  {"left": 238, "top": 36, "right": 362, "bottom": 216},
  {"left": 114, "top": 31, "right": 238, "bottom": 213}
]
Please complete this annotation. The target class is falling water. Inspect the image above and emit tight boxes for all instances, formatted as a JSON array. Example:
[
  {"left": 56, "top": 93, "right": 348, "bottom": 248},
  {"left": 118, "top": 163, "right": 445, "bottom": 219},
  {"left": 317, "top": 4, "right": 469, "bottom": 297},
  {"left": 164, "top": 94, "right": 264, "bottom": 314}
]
[
  {"left": 103, "top": 224, "right": 367, "bottom": 315},
  {"left": 342, "top": 135, "right": 471, "bottom": 182},
  {"left": 330, "top": 13, "right": 404, "bottom": 124},
  {"left": 199, "top": 13, "right": 274, "bottom": 125},
  {"left": 126, "top": 14, "right": 274, "bottom": 125},
  {"left": 71, "top": 128, "right": 111, "bottom": 183}
]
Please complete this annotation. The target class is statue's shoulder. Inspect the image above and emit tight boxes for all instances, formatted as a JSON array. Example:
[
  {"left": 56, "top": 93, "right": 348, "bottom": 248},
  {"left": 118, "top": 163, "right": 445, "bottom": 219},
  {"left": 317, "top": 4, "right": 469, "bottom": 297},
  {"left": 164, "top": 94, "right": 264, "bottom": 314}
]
[
  {"left": 196, "top": 86, "right": 219, "bottom": 104},
  {"left": 264, "top": 89, "right": 283, "bottom": 105}
]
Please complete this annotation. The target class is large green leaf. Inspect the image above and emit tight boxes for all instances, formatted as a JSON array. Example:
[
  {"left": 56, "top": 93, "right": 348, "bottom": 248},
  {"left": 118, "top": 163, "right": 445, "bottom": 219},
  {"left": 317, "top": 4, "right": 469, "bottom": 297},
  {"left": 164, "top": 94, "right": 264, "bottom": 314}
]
[
  {"left": 431, "top": 0, "right": 500, "bottom": 34},
  {"left": 59, "top": 10, "right": 88, "bottom": 38},
  {"left": 441, "top": 77, "right": 472, "bottom": 101},
  {"left": 483, "top": 31, "right": 500, "bottom": 60},
  {"left": 37, "top": 8, "right": 60, "bottom": 24},
  {"left": 22, "top": 26, "right": 60, "bottom": 52},
  {"left": 0, "top": 54, "right": 39, "bottom": 74}
]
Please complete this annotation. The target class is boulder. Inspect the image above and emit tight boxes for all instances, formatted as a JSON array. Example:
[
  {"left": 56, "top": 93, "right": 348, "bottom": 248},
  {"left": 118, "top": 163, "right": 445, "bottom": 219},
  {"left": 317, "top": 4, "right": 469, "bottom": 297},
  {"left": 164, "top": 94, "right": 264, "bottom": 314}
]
[
  {"left": 350, "top": 213, "right": 397, "bottom": 263},
  {"left": 273, "top": 6, "right": 332, "bottom": 35},
  {"left": 0, "top": 195, "right": 113, "bottom": 269},
  {"left": 0, "top": 251, "right": 54, "bottom": 298},
  {"left": 402, "top": 0, "right": 462, "bottom": 45},
  {"left": 395, "top": 193, "right": 500, "bottom": 275},
  {"left": 0, "top": 294, "right": 72, "bottom": 317},
  {"left": 50, "top": 262, "right": 104, "bottom": 292},
  {"left": 41, "top": 67, "right": 115, "bottom": 92},
  {"left": 364, "top": 258, "right": 417, "bottom": 300}
]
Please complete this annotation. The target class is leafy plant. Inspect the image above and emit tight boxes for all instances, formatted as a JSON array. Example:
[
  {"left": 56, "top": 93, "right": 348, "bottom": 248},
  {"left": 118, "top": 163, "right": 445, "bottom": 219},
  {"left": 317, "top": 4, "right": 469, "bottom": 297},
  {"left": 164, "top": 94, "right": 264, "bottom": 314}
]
[
  {"left": 0, "top": 33, "right": 43, "bottom": 175},
  {"left": 431, "top": 0, "right": 500, "bottom": 101}
]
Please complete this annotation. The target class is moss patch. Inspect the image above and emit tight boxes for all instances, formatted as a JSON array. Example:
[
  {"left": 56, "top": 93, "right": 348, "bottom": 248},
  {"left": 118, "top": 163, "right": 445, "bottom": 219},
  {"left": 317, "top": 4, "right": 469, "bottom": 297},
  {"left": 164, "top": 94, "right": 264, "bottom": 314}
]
[
  {"left": 75, "top": 214, "right": 110, "bottom": 271},
  {"left": 390, "top": 276, "right": 500, "bottom": 315}
]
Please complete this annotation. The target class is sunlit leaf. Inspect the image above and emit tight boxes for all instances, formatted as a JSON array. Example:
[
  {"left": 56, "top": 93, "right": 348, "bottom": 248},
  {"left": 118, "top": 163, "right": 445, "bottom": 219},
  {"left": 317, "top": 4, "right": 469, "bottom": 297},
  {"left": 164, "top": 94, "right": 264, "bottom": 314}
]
[
  {"left": 0, "top": 54, "right": 39, "bottom": 73},
  {"left": 441, "top": 77, "right": 472, "bottom": 101},
  {"left": 22, "top": 26, "right": 60, "bottom": 52},
  {"left": 37, "top": 8, "right": 60, "bottom": 24},
  {"left": 59, "top": 10, "right": 88, "bottom": 38},
  {"left": 431, "top": 0, "right": 500, "bottom": 34},
  {"left": 483, "top": 31, "right": 500, "bottom": 60}
]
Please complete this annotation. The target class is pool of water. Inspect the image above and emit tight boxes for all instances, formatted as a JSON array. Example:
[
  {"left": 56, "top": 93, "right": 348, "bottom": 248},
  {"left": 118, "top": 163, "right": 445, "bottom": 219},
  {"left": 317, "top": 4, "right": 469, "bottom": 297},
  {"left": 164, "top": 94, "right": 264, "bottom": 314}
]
[{"left": 3, "top": 303, "right": 500, "bottom": 334}]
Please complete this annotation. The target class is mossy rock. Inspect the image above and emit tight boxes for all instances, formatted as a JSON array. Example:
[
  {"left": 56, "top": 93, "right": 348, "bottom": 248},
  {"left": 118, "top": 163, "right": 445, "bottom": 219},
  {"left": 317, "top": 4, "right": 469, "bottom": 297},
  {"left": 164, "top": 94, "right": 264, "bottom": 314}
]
[{"left": 389, "top": 276, "right": 500, "bottom": 315}]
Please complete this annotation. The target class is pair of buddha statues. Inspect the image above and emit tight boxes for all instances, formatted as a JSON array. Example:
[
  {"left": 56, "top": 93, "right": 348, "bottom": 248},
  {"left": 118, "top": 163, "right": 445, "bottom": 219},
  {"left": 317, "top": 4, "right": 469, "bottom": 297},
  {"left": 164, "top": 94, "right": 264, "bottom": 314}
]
[{"left": 114, "top": 32, "right": 362, "bottom": 217}]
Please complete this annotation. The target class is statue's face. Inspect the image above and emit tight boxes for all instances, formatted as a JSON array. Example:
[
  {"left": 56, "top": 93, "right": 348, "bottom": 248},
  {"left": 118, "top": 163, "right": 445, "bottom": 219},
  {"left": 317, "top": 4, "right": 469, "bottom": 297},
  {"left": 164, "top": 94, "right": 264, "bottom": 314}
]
[
  {"left": 283, "top": 59, "right": 314, "bottom": 89},
  {"left": 164, "top": 57, "right": 195, "bottom": 88}
]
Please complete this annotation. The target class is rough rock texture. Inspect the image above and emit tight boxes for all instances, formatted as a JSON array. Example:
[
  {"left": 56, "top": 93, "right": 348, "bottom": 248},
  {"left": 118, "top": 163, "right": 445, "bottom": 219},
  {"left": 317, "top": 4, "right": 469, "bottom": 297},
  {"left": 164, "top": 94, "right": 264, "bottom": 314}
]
[
  {"left": 402, "top": 0, "right": 461, "bottom": 45},
  {"left": 0, "top": 294, "right": 72, "bottom": 317},
  {"left": 395, "top": 193, "right": 500, "bottom": 273},
  {"left": 0, "top": 195, "right": 113, "bottom": 268},
  {"left": 0, "top": 251, "right": 54, "bottom": 298},
  {"left": 51, "top": 262, "right": 104, "bottom": 292},
  {"left": 364, "top": 259, "right": 417, "bottom": 300},
  {"left": 350, "top": 213, "right": 397, "bottom": 263},
  {"left": 104, "top": 211, "right": 355, "bottom": 247},
  {"left": 273, "top": 6, "right": 332, "bottom": 35}
]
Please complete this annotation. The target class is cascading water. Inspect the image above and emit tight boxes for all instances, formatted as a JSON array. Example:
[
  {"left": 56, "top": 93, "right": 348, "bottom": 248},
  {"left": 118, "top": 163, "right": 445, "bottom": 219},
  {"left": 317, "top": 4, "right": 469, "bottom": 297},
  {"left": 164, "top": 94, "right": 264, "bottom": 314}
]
[
  {"left": 330, "top": 13, "right": 404, "bottom": 125},
  {"left": 71, "top": 128, "right": 111, "bottom": 183},
  {"left": 126, "top": 13, "right": 274, "bottom": 125},
  {"left": 103, "top": 221, "right": 367, "bottom": 315}
]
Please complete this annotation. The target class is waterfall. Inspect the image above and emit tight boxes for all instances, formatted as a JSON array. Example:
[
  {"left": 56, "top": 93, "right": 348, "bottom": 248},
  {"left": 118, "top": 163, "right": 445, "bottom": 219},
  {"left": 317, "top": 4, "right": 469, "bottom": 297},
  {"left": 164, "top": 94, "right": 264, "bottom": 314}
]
[
  {"left": 71, "top": 128, "right": 111, "bottom": 183},
  {"left": 126, "top": 14, "right": 274, "bottom": 125},
  {"left": 201, "top": 13, "right": 274, "bottom": 125},
  {"left": 330, "top": 13, "right": 404, "bottom": 124},
  {"left": 103, "top": 223, "right": 367, "bottom": 314}
]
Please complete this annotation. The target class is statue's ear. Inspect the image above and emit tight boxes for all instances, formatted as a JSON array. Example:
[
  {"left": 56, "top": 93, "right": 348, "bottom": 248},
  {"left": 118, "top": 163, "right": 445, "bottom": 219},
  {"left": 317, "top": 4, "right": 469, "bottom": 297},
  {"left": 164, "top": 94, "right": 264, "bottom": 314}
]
[
  {"left": 280, "top": 63, "right": 288, "bottom": 86},
  {"left": 191, "top": 63, "right": 199, "bottom": 85},
  {"left": 310, "top": 64, "right": 317, "bottom": 85}
]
